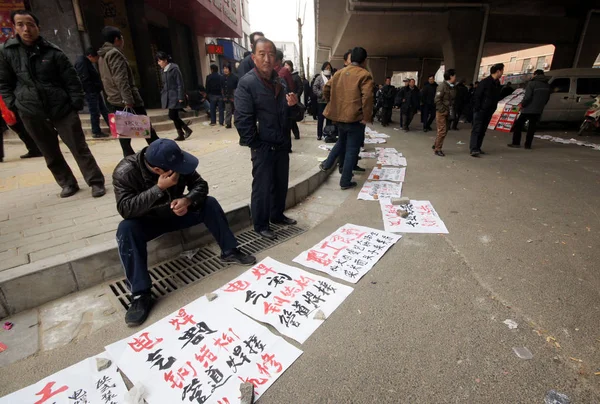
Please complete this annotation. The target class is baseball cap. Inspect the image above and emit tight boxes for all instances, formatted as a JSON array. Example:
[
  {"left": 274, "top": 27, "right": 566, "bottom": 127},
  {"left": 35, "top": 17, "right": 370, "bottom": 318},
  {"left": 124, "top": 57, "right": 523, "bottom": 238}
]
[{"left": 145, "top": 139, "right": 198, "bottom": 175}]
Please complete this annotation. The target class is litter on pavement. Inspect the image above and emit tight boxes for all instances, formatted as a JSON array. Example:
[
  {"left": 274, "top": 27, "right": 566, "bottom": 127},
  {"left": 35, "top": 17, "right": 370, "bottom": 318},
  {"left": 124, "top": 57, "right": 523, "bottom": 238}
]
[
  {"left": 544, "top": 390, "right": 571, "bottom": 404},
  {"left": 503, "top": 319, "right": 518, "bottom": 329},
  {"left": 512, "top": 346, "right": 533, "bottom": 360},
  {"left": 3, "top": 322, "right": 13, "bottom": 330}
]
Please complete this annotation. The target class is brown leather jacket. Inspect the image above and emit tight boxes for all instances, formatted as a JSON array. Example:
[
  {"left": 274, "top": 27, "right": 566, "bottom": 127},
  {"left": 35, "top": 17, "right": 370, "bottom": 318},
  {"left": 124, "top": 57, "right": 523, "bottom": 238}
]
[{"left": 323, "top": 64, "right": 374, "bottom": 123}]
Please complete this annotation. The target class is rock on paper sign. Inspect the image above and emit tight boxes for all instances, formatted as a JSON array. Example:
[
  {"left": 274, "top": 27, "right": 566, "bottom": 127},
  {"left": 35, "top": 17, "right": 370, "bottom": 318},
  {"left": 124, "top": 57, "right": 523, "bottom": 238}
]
[
  {"left": 216, "top": 257, "right": 353, "bottom": 344},
  {"left": 358, "top": 181, "right": 403, "bottom": 201},
  {"left": 105, "top": 297, "right": 302, "bottom": 404},
  {"left": 380, "top": 198, "right": 449, "bottom": 234},
  {"left": 0, "top": 352, "right": 128, "bottom": 403},
  {"left": 293, "top": 224, "right": 401, "bottom": 283},
  {"left": 368, "top": 167, "right": 406, "bottom": 182}
]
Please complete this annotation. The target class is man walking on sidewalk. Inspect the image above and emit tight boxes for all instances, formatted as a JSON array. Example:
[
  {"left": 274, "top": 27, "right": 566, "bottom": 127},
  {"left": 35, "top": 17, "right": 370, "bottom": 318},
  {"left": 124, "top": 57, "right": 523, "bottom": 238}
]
[
  {"left": 75, "top": 47, "right": 110, "bottom": 139},
  {"left": 508, "top": 69, "right": 550, "bottom": 150},
  {"left": 318, "top": 47, "right": 374, "bottom": 190},
  {"left": 470, "top": 63, "right": 503, "bottom": 157},
  {"left": 0, "top": 10, "right": 105, "bottom": 198},
  {"left": 396, "top": 79, "right": 420, "bottom": 131},
  {"left": 98, "top": 26, "right": 159, "bottom": 157},
  {"left": 420, "top": 74, "right": 437, "bottom": 132},
  {"left": 206, "top": 64, "right": 224, "bottom": 126},
  {"left": 113, "top": 139, "right": 256, "bottom": 326},
  {"left": 433, "top": 69, "right": 456, "bottom": 157},
  {"left": 235, "top": 38, "right": 304, "bottom": 240},
  {"left": 221, "top": 63, "right": 238, "bottom": 129},
  {"left": 380, "top": 77, "right": 395, "bottom": 127}
]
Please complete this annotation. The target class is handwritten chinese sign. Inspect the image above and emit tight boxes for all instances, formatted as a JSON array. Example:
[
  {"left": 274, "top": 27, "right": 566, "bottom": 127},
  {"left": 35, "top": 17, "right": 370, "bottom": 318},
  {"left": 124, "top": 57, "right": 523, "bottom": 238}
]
[
  {"left": 358, "top": 151, "right": 377, "bottom": 159},
  {"left": 375, "top": 147, "right": 406, "bottom": 167},
  {"left": 293, "top": 224, "right": 401, "bottom": 283},
  {"left": 368, "top": 167, "right": 406, "bottom": 182},
  {"left": 358, "top": 181, "right": 403, "bottom": 201},
  {"left": 379, "top": 198, "right": 449, "bottom": 234},
  {"left": 364, "top": 138, "right": 387, "bottom": 144},
  {"left": 0, "top": 352, "right": 127, "bottom": 403},
  {"left": 216, "top": 257, "right": 353, "bottom": 344},
  {"left": 105, "top": 297, "right": 302, "bottom": 404}
]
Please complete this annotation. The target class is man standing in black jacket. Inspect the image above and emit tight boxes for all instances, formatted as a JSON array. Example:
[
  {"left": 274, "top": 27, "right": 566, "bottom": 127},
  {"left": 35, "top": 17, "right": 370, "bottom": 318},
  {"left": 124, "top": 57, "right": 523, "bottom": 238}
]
[
  {"left": 206, "top": 64, "right": 224, "bottom": 126},
  {"left": 221, "top": 63, "right": 238, "bottom": 129},
  {"left": 234, "top": 38, "right": 304, "bottom": 240},
  {"left": 380, "top": 77, "right": 395, "bottom": 127},
  {"left": 470, "top": 63, "right": 504, "bottom": 157},
  {"left": 75, "top": 47, "right": 110, "bottom": 139},
  {"left": 420, "top": 74, "right": 438, "bottom": 132},
  {"left": 0, "top": 10, "right": 105, "bottom": 198},
  {"left": 113, "top": 139, "right": 255, "bottom": 326},
  {"left": 451, "top": 79, "right": 469, "bottom": 130},
  {"left": 396, "top": 78, "right": 420, "bottom": 131}
]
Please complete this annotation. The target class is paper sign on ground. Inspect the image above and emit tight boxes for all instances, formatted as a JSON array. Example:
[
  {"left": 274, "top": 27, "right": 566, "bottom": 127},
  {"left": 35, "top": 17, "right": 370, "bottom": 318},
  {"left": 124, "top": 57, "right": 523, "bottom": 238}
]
[
  {"left": 375, "top": 147, "right": 401, "bottom": 156},
  {"left": 380, "top": 198, "right": 449, "bottom": 234},
  {"left": 366, "top": 133, "right": 390, "bottom": 138},
  {"left": 364, "top": 138, "right": 387, "bottom": 144},
  {"left": 368, "top": 167, "right": 406, "bottom": 182},
  {"left": 376, "top": 149, "right": 407, "bottom": 167},
  {"left": 358, "top": 180, "right": 403, "bottom": 201},
  {"left": 359, "top": 151, "right": 377, "bottom": 159},
  {"left": 106, "top": 297, "right": 302, "bottom": 404},
  {"left": 318, "top": 144, "right": 333, "bottom": 151},
  {"left": 0, "top": 352, "right": 128, "bottom": 403},
  {"left": 216, "top": 257, "right": 353, "bottom": 344},
  {"left": 293, "top": 224, "right": 401, "bottom": 283}
]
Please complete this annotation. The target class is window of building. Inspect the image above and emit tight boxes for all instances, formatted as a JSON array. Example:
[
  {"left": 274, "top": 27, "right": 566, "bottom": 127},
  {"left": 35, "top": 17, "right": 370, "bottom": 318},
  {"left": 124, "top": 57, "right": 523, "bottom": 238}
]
[
  {"left": 510, "top": 56, "right": 516, "bottom": 63},
  {"left": 550, "top": 78, "right": 570, "bottom": 93},
  {"left": 522, "top": 58, "right": 531, "bottom": 72},
  {"left": 535, "top": 57, "right": 546, "bottom": 70},
  {"left": 576, "top": 78, "right": 600, "bottom": 95}
]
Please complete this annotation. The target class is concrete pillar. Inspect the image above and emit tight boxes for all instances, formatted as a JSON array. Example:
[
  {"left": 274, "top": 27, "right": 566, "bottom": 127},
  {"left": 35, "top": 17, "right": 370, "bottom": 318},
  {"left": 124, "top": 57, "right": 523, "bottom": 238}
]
[
  {"left": 367, "top": 58, "right": 387, "bottom": 84},
  {"left": 197, "top": 36, "right": 211, "bottom": 85},
  {"left": 31, "top": 0, "right": 83, "bottom": 62},
  {"left": 419, "top": 59, "right": 442, "bottom": 84},
  {"left": 551, "top": 44, "right": 577, "bottom": 70},
  {"left": 442, "top": 9, "right": 484, "bottom": 84},
  {"left": 574, "top": 13, "right": 600, "bottom": 68}
]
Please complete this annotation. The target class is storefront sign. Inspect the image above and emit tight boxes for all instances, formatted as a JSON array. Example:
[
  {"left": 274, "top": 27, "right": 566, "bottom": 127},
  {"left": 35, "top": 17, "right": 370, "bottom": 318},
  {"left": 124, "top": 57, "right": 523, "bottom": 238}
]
[{"left": 206, "top": 44, "right": 224, "bottom": 55}]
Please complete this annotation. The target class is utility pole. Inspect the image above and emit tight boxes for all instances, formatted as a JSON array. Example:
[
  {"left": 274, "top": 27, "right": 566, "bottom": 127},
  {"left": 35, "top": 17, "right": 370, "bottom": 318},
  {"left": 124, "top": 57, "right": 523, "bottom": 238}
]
[
  {"left": 307, "top": 56, "right": 310, "bottom": 79},
  {"left": 296, "top": 0, "right": 307, "bottom": 76}
]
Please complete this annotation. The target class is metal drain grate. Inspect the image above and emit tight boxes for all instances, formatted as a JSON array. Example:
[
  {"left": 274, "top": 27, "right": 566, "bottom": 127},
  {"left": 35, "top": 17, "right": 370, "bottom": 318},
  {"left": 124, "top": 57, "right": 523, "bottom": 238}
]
[{"left": 109, "top": 223, "right": 305, "bottom": 309}]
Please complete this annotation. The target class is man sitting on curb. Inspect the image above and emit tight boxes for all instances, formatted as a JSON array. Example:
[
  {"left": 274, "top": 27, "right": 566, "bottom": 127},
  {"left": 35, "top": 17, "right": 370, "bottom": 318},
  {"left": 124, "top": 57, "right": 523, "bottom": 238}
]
[{"left": 113, "top": 139, "right": 256, "bottom": 326}]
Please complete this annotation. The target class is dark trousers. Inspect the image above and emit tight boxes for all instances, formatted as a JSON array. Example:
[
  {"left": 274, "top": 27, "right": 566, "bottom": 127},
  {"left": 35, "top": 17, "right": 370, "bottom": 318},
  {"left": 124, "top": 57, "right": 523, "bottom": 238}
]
[
  {"left": 381, "top": 107, "right": 392, "bottom": 126},
  {"left": 511, "top": 113, "right": 540, "bottom": 148},
  {"left": 291, "top": 121, "right": 300, "bottom": 139},
  {"left": 323, "top": 122, "right": 365, "bottom": 187},
  {"left": 0, "top": 113, "right": 41, "bottom": 160},
  {"left": 116, "top": 196, "right": 238, "bottom": 295},
  {"left": 168, "top": 108, "right": 190, "bottom": 135},
  {"left": 401, "top": 109, "right": 415, "bottom": 130},
  {"left": 224, "top": 100, "right": 234, "bottom": 127},
  {"left": 250, "top": 148, "right": 289, "bottom": 232},
  {"left": 85, "top": 92, "right": 109, "bottom": 135},
  {"left": 209, "top": 95, "right": 224, "bottom": 125},
  {"left": 421, "top": 104, "right": 435, "bottom": 129},
  {"left": 470, "top": 110, "right": 494, "bottom": 153},
  {"left": 451, "top": 105, "right": 464, "bottom": 129},
  {"left": 317, "top": 103, "right": 331, "bottom": 139},
  {"left": 21, "top": 110, "right": 104, "bottom": 188},
  {"left": 108, "top": 104, "right": 160, "bottom": 157}
]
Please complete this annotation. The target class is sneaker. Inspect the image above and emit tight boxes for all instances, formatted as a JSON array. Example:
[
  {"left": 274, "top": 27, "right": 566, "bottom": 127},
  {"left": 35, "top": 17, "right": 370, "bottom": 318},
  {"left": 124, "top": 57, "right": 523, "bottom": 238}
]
[
  {"left": 221, "top": 248, "right": 256, "bottom": 265},
  {"left": 341, "top": 181, "right": 358, "bottom": 190},
  {"left": 125, "top": 293, "right": 154, "bottom": 327}
]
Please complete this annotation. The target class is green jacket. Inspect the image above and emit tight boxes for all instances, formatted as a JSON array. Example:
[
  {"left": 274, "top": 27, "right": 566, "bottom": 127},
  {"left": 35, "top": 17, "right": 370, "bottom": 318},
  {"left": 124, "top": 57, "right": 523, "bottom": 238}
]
[
  {"left": 0, "top": 35, "right": 84, "bottom": 119},
  {"left": 434, "top": 80, "right": 455, "bottom": 114},
  {"left": 97, "top": 42, "right": 143, "bottom": 107}
]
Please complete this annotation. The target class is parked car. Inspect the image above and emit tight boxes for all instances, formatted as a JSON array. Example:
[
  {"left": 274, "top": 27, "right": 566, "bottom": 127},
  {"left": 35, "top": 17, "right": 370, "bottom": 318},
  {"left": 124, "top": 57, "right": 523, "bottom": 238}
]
[{"left": 541, "top": 68, "right": 600, "bottom": 122}]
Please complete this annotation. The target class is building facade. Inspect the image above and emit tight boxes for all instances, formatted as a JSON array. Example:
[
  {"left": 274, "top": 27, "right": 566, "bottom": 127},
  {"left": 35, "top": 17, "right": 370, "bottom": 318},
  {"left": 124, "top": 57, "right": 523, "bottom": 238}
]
[
  {"left": 274, "top": 41, "right": 299, "bottom": 71},
  {"left": 479, "top": 45, "right": 555, "bottom": 79}
]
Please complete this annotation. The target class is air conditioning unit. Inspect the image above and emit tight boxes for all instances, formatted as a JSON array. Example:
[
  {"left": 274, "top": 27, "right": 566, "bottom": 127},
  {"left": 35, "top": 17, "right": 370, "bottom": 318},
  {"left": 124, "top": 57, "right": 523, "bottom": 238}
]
[{"left": 543, "top": 62, "right": 549, "bottom": 69}]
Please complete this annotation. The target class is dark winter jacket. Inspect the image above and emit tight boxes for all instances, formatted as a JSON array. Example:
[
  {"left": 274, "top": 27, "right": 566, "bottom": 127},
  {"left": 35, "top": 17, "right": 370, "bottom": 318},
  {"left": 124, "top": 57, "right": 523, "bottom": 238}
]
[
  {"left": 395, "top": 85, "right": 420, "bottom": 112},
  {"left": 221, "top": 73, "right": 239, "bottom": 101},
  {"left": 381, "top": 85, "right": 396, "bottom": 108},
  {"left": 160, "top": 63, "right": 186, "bottom": 110},
  {"left": 74, "top": 55, "right": 103, "bottom": 95},
  {"left": 454, "top": 82, "right": 469, "bottom": 108},
  {"left": 98, "top": 42, "right": 143, "bottom": 107},
  {"left": 434, "top": 81, "right": 455, "bottom": 114},
  {"left": 472, "top": 75, "right": 501, "bottom": 114},
  {"left": 0, "top": 36, "right": 84, "bottom": 119},
  {"left": 234, "top": 69, "right": 305, "bottom": 150},
  {"left": 237, "top": 54, "right": 255, "bottom": 78},
  {"left": 420, "top": 82, "right": 438, "bottom": 106},
  {"left": 499, "top": 85, "right": 514, "bottom": 100},
  {"left": 521, "top": 74, "right": 550, "bottom": 114},
  {"left": 112, "top": 147, "right": 208, "bottom": 219},
  {"left": 205, "top": 72, "right": 222, "bottom": 96},
  {"left": 291, "top": 71, "right": 303, "bottom": 98}
]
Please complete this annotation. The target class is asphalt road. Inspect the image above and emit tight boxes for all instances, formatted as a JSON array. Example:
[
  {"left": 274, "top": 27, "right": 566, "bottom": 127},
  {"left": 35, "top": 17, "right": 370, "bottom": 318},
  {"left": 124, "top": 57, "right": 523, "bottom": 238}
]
[{"left": 1, "top": 119, "right": 599, "bottom": 403}]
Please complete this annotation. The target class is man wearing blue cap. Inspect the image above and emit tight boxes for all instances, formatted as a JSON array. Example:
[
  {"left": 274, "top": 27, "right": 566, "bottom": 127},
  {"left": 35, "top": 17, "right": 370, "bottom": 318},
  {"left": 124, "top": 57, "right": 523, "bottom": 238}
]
[{"left": 112, "top": 139, "right": 256, "bottom": 326}]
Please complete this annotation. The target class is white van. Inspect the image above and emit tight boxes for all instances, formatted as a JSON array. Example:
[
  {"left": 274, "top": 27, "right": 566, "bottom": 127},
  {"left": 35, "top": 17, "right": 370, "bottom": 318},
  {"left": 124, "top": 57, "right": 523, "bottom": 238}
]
[{"left": 541, "top": 68, "right": 600, "bottom": 122}]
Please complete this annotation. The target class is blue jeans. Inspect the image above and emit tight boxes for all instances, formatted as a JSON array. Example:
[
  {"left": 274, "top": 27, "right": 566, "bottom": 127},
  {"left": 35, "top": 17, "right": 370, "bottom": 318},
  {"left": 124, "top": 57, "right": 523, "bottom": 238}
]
[
  {"left": 317, "top": 103, "right": 331, "bottom": 139},
  {"left": 116, "top": 196, "right": 238, "bottom": 294},
  {"left": 322, "top": 122, "right": 365, "bottom": 186},
  {"left": 85, "top": 92, "right": 109, "bottom": 134},
  {"left": 209, "top": 95, "right": 224, "bottom": 125}
]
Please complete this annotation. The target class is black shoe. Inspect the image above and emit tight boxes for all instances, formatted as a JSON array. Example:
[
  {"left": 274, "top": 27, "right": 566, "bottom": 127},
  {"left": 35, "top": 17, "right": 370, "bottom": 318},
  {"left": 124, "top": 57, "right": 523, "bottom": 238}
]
[
  {"left": 174, "top": 135, "right": 185, "bottom": 141},
  {"left": 60, "top": 185, "right": 80, "bottom": 198},
  {"left": 239, "top": 141, "right": 247, "bottom": 146},
  {"left": 507, "top": 143, "right": 520, "bottom": 148},
  {"left": 341, "top": 181, "right": 358, "bottom": 190},
  {"left": 294, "top": 136, "right": 300, "bottom": 139},
  {"left": 258, "top": 229, "right": 277, "bottom": 240},
  {"left": 434, "top": 150, "right": 445, "bottom": 157},
  {"left": 125, "top": 293, "right": 154, "bottom": 327},
  {"left": 470, "top": 151, "right": 480, "bottom": 157},
  {"left": 91, "top": 184, "right": 106, "bottom": 198},
  {"left": 478, "top": 149, "right": 486, "bottom": 155},
  {"left": 225, "top": 125, "right": 232, "bottom": 129},
  {"left": 318, "top": 162, "right": 328, "bottom": 172},
  {"left": 317, "top": 136, "right": 322, "bottom": 140},
  {"left": 423, "top": 128, "right": 428, "bottom": 132},
  {"left": 20, "top": 151, "right": 43, "bottom": 159},
  {"left": 92, "top": 132, "right": 110, "bottom": 139},
  {"left": 221, "top": 248, "right": 256, "bottom": 265},
  {"left": 353, "top": 165, "right": 366, "bottom": 172},
  {"left": 272, "top": 216, "right": 297, "bottom": 225},
  {"left": 524, "top": 145, "right": 532, "bottom": 150},
  {"left": 184, "top": 127, "right": 193, "bottom": 138}
]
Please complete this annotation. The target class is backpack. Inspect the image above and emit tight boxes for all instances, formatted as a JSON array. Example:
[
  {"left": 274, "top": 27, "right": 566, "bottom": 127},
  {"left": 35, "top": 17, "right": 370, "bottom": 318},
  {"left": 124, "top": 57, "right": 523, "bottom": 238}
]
[{"left": 323, "top": 124, "right": 338, "bottom": 143}]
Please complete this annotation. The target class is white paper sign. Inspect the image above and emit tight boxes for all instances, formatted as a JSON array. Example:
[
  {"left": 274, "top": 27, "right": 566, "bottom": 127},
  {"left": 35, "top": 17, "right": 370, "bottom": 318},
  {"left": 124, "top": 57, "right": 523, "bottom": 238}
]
[
  {"left": 375, "top": 147, "right": 401, "bottom": 155},
  {"left": 318, "top": 144, "right": 333, "bottom": 151},
  {"left": 377, "top": 154, "right": 407, "bottom": 167},
  {"left": 358, "top": 181, "right": 403, "bottom": 201},
  {"left": 105, "top": 297, "right": 302, "bottom": 404},
  {"left": 368, "top": 167, "right": 406, "bottom": 182},
  {"left": 293, "top": 224, "right": 401, "bottom": 283},
  {"left": 366, "top": 133, "right": 390, "bottom": 139},
  {"left": 364, "top": 138, "right": 387, "bottom": 144},
  {"left": 380, "top": 198, "right": 449, "bottom": 234},
  {"left": 216, "top": 257, "right": 353, "bottom": 344},
  {"left": 0, "top": 352, "right": 128, "bottom": 403},
  {"left": 358, "top": 151, "right": 377, "bottom": 158}
]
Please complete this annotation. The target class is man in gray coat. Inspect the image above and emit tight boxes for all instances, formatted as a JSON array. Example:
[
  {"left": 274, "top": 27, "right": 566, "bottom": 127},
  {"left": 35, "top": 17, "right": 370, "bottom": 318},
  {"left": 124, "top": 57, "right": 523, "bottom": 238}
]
[{"left": 508, "top": 69, "right": 550, "bottom": 149}]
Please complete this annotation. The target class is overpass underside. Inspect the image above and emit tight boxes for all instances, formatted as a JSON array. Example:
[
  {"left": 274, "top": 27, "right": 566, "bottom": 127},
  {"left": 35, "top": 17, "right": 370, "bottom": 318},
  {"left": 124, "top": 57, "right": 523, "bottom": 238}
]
[{"left": 315, "top": 0, "right": 600, "bottom": 83}]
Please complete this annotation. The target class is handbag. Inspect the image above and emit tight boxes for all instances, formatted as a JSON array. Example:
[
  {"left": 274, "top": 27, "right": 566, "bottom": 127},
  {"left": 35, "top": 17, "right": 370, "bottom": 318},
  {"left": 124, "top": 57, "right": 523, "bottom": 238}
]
[{"left": 109, "top": 108, "right": 151, "bottom": 138}]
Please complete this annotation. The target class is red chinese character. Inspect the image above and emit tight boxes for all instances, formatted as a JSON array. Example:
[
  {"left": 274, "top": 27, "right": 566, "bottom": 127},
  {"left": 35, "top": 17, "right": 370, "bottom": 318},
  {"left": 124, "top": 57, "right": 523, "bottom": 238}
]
[
  {"left": 34, "top": 382, "right": 68, "bottom": 404},
  {"left": 164, "top": 361, "right": 197, "bottom": 389},
  {"left": 273, "top": 295, "right": 291, "bottom": 306},
  {"left": 263, "top": 302, "right": 282, "bottom": 315},
  {"left": 257, "top": 362, "right": 271, "bottom": 377},
  {"left": 388, "top": 219, "right": 403, "bottom": 227},
  {"left": 319, "top": 241, "right": 347, "bottom": 257},
  {"left": 213, "top": 328, "right": 241, "bottom": 350},
  {"left": 251, "top": 263, "right": 277, "bottom": 280},
  {"left": 339, "top": 227, "right": 366, "bottom": 239},
  {"left": 329, "top": 235, "right": 352, "bottom": 244},
  {"left": 169, "top": 308, "right": 196, "bottom": 331},
  {"left": 223, "top": 280, "right": 250, "bottom": 292},
  {"left": 128, "top": 332, "right": 163, "bottom": 352},
  {"left": 164, "top": 370, "right": 183, "bottom": 389},
  {"left": 306, "top": 250, "right": 332, "bottom": 266},
  {"left": 261, "top": 353, "right": 283, "bottom": 373},
  {"left": 280, "top": 285, "right": 300, "bottom": 298},
  {"left": 195, "top": 344, "right": 218, "bottom": 368},
  {"left": 237, "top": 376, "right": 268, "bottom": 392},
  {"left": 294, "top": 275, "right": 315, "bottom": 291},
  {"left": 217, "top": 399, "right": 231, "bottom": 404},
  {"left": 421, "top": 217, "right": 438, "bottom": 227},
  {"left": 417, "top": 205, "right": 434, "bottom": 215}
]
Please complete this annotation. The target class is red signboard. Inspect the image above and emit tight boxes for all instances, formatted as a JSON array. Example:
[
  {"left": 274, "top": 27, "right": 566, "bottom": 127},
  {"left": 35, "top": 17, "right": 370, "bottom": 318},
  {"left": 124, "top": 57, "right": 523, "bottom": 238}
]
[{"left": 206, "top": 44, "right": 224, "bottom": 55}]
